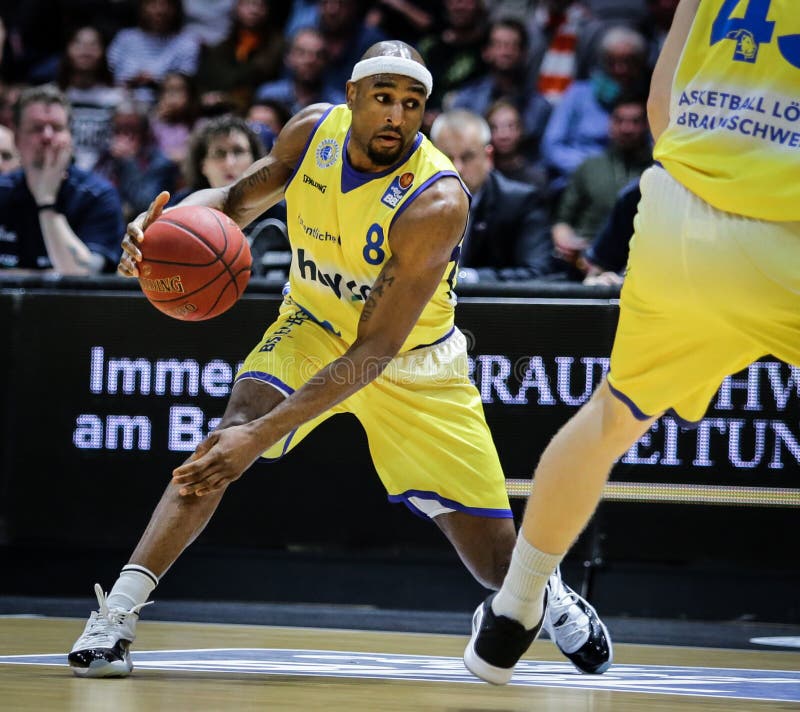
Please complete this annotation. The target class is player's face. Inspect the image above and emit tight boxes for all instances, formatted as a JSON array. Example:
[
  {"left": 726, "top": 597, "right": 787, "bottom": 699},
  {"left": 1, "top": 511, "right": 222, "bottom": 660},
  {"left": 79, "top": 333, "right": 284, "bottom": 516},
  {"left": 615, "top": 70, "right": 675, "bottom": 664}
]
[
  {"left": 202, "top": 130, "right": 254, "bottom": 188},
  {"left": 347, "top": 74, "right": 426, "bottom": 169},
  {"left": 16, "top": 102, "right": 71, "bottom": 170}
]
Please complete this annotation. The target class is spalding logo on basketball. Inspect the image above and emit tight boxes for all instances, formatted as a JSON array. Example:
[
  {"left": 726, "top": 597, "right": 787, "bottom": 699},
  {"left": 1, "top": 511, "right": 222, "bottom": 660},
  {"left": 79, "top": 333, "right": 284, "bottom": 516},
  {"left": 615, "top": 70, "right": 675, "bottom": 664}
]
[{"left": 138, "top": 205, "right": 252, "bottom": 321}]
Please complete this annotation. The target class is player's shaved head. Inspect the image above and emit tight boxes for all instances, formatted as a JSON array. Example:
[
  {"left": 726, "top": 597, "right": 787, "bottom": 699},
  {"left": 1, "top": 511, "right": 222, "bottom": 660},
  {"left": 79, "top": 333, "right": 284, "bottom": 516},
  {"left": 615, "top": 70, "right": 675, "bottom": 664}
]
[{"left": 361, "top": 40, "right": 425, "bottom": 65}]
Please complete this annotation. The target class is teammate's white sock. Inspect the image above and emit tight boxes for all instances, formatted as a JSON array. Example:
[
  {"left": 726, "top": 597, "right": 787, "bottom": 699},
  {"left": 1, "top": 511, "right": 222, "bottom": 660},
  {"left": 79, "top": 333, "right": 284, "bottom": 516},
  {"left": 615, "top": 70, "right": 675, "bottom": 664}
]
[
  {"left": 106, "top": 564, "right": 159, "bottom": 610},
  {"left": 491, "top": 536, "right": 563, "bottom": 629}
]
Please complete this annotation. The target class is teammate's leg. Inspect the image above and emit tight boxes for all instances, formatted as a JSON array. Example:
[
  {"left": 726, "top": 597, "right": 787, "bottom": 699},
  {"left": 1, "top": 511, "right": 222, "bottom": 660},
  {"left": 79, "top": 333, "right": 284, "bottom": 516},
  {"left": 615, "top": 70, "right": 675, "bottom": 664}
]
[
  {"left": 464, "top": 381, "right": 656, "bottom": 683},
  {"left": 68, "top": 378, "right": 285, "bottom": 677}
]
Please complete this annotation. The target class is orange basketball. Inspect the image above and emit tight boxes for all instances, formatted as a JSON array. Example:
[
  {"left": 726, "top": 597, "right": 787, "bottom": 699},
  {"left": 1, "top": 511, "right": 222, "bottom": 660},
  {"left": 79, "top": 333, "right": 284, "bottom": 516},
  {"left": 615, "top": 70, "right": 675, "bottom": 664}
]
[{"left": 138, "top": 206, "right": 251, "bottom": 321}]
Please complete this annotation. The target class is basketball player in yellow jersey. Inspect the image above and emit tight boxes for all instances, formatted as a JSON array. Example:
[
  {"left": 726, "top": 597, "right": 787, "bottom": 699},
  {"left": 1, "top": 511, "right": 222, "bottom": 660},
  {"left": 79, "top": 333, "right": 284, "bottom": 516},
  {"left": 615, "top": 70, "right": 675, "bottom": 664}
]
[
  {"left": 465, "top": 0, "right": 800, "bottom": 685},
  {"left": 68, "top": 41, "right": 612, "bottom": 678}
]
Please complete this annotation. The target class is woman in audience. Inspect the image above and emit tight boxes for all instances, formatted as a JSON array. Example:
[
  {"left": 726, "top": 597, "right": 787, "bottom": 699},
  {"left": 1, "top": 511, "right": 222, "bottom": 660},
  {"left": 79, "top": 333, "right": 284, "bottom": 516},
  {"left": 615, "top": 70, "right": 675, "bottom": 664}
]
[
  {"left": 150, "top": 71, "right": 201, "bottom": 165},
  {"left": 56, "top": 26, "right": 126, "bottom": 171}
]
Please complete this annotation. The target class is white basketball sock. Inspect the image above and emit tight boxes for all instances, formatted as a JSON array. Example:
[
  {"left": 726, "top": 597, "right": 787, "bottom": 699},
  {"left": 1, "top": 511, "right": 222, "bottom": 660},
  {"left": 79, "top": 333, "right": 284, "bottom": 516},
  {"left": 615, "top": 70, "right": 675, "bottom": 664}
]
[
  {"left": 106, "top": 564, "right": 159, "bottom": 610},
  {"left": 491, "top": 536, "right": 563, "bottom": 629}
]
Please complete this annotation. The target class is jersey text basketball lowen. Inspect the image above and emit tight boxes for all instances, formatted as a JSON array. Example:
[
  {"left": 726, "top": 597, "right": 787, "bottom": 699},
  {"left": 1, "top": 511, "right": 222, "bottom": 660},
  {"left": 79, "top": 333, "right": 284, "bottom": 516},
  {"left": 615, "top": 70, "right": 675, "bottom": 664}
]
[
  {"left": 283, "top": 104, "right": 467, "bottom": 351},
  {"left": 654, "top": 0, "right": 800, "bottom": 220}
]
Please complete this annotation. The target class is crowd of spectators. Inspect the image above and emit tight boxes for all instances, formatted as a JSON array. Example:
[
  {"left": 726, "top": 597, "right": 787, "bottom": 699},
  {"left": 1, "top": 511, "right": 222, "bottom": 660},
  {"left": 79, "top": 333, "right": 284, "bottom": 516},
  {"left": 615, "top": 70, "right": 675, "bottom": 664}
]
[{"left": 0, "top": 0, "right": 678, "bottom": 284}]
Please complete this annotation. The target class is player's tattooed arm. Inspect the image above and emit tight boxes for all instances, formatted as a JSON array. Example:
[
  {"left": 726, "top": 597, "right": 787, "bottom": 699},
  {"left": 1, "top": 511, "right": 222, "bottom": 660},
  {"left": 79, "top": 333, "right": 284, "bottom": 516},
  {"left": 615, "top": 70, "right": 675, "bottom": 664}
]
[
  {"left": 223, "top": 165, "right": 275, "bottom": 223},
  {"left": 360, "top": 273, "right": 396, "bottom": 323},
  {"left": 221, "top": 104, "right": 331, "bottom": 227}
]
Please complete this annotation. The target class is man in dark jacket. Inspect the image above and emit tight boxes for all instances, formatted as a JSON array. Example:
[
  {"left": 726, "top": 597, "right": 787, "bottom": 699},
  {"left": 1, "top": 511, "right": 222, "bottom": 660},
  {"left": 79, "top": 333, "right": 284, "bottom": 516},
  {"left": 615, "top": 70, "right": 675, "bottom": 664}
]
[
  {"left": 430, "top": 108, "right": 556, "bottom": 282},
  {"left": 0, "top": 84, "right": 123, "bottom": 274}
]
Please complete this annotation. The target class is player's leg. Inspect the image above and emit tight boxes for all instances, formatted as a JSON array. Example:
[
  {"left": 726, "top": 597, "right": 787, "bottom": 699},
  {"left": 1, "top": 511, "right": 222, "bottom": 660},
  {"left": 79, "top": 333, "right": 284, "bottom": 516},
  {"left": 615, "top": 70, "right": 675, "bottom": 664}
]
[
  {"left": 68, "top": 303, "right": 339, "bottom": 678},
  {"left": 433, "top": 511, "right": 516, "bottom": 590},
  {"left": 465, "top": 164, "right": 786, "bottom": 683},
  {"left": 357, "top": 327, "right": 613, "bottom": 675},
  {"left": 67, "top": 378, "right": 285, "bottom": 678}
]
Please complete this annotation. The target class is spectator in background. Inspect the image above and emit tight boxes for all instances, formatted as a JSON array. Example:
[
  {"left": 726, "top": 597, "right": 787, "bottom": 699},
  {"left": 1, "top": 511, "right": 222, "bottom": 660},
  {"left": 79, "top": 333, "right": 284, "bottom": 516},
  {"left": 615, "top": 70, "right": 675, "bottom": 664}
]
[
  {"left": 551, "top": 94, "right": 650, "bottom": 278},
  {"left": 448, "top": 17, "right": 551, "bottom": 158},
  {"left": 182, "top": 0, "right": 236, "bottom": 45},
  {"left": 195, "top": 0, "right": 284, "bottom": 116},
  {"left": 150, "top": 72, "right": 200, "bottom": 165},
  {"left": 431, "top": 109, "right": 555, "bottom": 283},
  {"left": 541, "top": 24, "right": 647, "bottom": 192},
  {"left": 246, "top": 97, "right": 292, "bottom": 149},
  {"left": 364, "top": 0, "right": 444, "bottom": 44},
  {"left": 107, "top": 0, "right": 200, "bottom": 105},
  {"left": 0, "top": 124, "right": 19, "bottom": 173},
  {"left": 255, "top": 28, "right": 344, "bottom": 115},
  {"left": 173, "top": 114, "right": 288, "bottom": 277},
  {"left": 176, "top": 114, "right": 264, "bottom": 196},
  {"left": 317, "top": 0, "right": 387, "bottom": 91},
  {"left": 418, "top": 0, "right": 488, "bottom": 119},
  {"left": 0, "top": 84, "right": 123, "bottom": 274},
  {"left": 582, "top": 177, "right": 639, "bottom": 286},
  {"left": 94, "top": 100, "right": 178, "bottom": 222},
  {"left": 56, "top": 26, "right": 126, "bottom": 171},
  {"left": 528, "top": 0, "right": 597, "bottom": 104},
  {"left": 486, "top": 99, "right": 548, "bottom": 191}
]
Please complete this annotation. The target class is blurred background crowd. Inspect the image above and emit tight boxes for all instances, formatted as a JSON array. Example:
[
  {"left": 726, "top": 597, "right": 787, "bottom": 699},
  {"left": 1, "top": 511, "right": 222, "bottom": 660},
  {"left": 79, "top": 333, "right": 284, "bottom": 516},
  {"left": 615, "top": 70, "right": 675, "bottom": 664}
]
[{"left": 0, "top": 0, "right": 678, "bottom": 286}]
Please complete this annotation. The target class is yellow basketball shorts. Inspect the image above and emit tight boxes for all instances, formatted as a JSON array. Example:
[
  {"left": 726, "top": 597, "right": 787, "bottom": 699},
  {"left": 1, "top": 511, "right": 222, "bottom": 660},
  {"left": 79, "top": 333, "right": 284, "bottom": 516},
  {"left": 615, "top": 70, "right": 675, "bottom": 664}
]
[
  {"left": 235, "top": 299, "right": 512, "bottom": 519},
  {"left": 608, "top": 165, "right": 800, "bottom": 425}
]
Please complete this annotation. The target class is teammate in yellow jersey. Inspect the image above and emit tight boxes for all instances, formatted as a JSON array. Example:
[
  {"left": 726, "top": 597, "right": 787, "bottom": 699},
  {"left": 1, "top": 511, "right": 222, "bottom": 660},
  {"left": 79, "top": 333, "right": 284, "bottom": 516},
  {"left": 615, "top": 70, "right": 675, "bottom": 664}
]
[
  {"left": 465, "top": 0, "right": 800, "bottom": 685},
  {"left": 67, "top": 41, "right": 612, "bottom": 678}
]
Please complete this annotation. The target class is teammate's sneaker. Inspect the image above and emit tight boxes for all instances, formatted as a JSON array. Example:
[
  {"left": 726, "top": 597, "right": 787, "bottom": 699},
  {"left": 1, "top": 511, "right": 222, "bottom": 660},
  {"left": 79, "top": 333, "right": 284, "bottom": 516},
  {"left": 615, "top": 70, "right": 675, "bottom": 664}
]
[
  {"left": 68, "top": 584, "right": 151, "bottom": 678},
  {"left": 544, "top": 567, "right": 613, "bottom": 674},
  {"left": 463, "top": 590, "right": 548, "bottom": 685}
]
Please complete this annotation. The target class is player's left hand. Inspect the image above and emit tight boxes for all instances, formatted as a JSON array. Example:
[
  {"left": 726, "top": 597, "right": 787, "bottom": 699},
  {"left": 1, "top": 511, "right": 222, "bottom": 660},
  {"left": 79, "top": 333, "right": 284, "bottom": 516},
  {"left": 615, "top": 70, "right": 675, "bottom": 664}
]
[{"left": 171, "top": 423, "right": 268, "bottom": 497}]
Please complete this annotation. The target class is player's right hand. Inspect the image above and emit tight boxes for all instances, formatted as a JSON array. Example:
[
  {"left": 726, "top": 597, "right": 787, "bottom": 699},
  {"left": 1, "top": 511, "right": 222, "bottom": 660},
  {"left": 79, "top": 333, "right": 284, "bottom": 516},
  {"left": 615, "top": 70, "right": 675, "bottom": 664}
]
[{"left": 117, "top": 190, "right": 170, "bottom": 278}]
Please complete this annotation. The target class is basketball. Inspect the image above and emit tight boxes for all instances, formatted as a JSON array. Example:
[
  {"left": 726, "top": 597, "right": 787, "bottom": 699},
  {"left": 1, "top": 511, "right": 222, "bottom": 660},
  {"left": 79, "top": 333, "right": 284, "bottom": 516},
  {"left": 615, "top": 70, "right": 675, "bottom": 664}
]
[{"left": 138, "top": 205, "right": 252, "bottom": 321}]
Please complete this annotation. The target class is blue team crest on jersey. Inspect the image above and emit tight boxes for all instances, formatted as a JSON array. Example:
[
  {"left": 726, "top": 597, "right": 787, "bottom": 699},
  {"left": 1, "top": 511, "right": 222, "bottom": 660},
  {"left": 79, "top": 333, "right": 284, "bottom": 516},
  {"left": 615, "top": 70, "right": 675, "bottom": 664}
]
[
  {"left": 315, "top": 139, "right": 340, "bottom": 168},
  {"left": 728, "top": 29, "right": 760, "bottom": 62},
  {"left": 380, "top": 172, "right": 414, "bottom": 209}
]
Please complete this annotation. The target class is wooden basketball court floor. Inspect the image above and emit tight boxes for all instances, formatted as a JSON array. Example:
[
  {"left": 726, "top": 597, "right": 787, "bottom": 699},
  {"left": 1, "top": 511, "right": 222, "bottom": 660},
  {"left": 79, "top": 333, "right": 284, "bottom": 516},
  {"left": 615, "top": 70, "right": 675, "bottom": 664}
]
[{"left": 1, "top": 615, "right": 798, "bottom": 711}]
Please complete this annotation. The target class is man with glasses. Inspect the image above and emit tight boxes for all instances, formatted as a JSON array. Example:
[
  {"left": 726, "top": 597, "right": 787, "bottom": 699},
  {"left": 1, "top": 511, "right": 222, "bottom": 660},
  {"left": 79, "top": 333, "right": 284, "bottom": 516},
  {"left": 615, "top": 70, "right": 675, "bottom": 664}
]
[{"left": 0, "top": 84, "right": 123, "bottom": 274}]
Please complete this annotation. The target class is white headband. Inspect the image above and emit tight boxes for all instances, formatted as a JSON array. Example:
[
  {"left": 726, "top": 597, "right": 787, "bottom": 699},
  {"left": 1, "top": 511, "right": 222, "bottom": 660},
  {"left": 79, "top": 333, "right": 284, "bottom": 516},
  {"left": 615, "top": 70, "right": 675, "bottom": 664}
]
[{"left": 349, "top": 56, "right": 433, "bottom": 98}]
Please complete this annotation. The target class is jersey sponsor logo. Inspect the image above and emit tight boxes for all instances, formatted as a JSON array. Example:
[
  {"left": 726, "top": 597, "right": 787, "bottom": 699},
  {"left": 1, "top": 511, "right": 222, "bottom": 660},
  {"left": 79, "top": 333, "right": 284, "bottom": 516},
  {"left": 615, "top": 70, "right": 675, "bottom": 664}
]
[
  {"left": 315, "top": 138, "right": 340, "bottom": 169},
  {"left": 297, "top": 215, "right": 340, "bottom": 244},
  {"left": 295, "top": 248, "right": 371, "bottom": 302},
  {"left": 1, "top": 648, "right": 798, "bottom": 702},
  {"left": 302, "top": 174, "right": 327, "bottom": 194},
  {"left": 380, "top": 172, "right": 414, "bottom": 208}
]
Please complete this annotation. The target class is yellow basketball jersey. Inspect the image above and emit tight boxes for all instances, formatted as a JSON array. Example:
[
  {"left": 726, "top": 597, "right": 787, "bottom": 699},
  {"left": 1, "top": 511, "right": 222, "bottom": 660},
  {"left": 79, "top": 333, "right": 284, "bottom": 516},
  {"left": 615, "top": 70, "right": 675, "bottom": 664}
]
[
  {"left": 283, "top": 105, "right": 467, "bottom": 352},
  {"left": 654, "top": 0, "right": 800, "bottom": 220}
]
